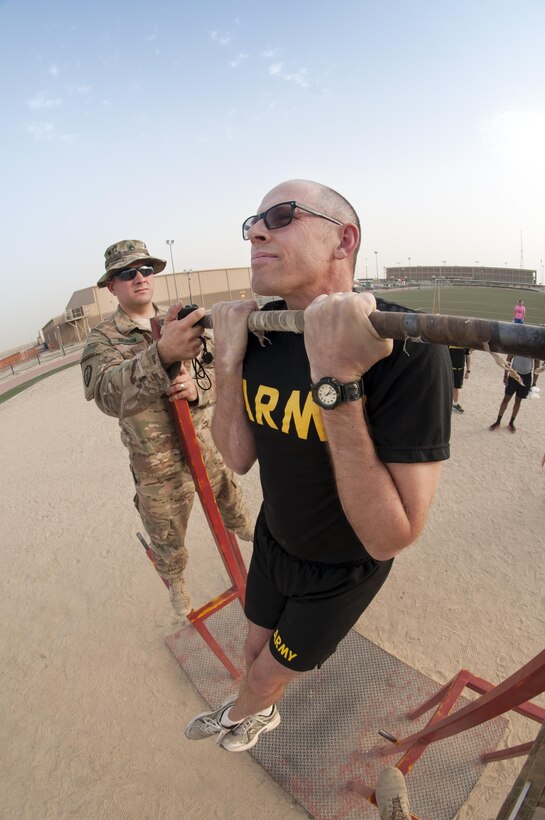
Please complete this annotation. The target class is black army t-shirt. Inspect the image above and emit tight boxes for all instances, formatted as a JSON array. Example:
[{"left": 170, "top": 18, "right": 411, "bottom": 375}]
[{"left": 242, "top": 298, "right": 452, "bottom": 564}]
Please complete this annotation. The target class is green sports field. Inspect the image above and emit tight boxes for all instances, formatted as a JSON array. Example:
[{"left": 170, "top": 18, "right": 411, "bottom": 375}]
[{"left": 379, "top": 285, "right": 545, "bottom": 325}]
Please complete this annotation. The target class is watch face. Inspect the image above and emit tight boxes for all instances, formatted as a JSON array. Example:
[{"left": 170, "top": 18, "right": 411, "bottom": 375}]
[{"left": 317, "top": 382, "right": 339, "bottom": 407}]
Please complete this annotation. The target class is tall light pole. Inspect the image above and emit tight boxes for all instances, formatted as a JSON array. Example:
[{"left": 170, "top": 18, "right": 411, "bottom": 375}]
[
  {"left": 374, "top": 250, "right": 378, "bottom": 280},
  {"left": 183, "top": 269, "right": 194, "bottom": 304},
  {"left": 166, "top": 239, "right": 179, "bottom": 299},
  {"left": 408, "top": 256, "right": 411, "bottom": 281}
]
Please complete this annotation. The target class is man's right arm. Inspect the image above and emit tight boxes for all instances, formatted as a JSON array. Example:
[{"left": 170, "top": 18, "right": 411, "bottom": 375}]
[
  {"left": 210, "top": 301, "right": 257, "bottom": 474},
  {"left": 81, "top": 332, "right": 171, "bottom": 418},
  {"left": 81, "top": 305, "right": 205, "bottom": 419}
]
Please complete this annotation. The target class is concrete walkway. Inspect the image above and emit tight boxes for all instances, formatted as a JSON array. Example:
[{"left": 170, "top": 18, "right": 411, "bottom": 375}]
[{"left": 0, "top": 349, "right": 82, "bottom": 397}]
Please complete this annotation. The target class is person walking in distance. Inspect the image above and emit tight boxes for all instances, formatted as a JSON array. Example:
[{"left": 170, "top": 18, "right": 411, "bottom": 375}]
[
  {"left": 489, "top": 353, "right": 540, "bottom": 433},
  {"left": 448, "top": 346, "right": 471, "bottom": 414},
  {"left": 513, "top": 299, "right": 526, "bottom": 324}
]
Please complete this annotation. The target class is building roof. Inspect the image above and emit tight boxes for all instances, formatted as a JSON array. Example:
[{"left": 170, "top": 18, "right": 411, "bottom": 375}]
[{"left": 65, "top": 287, "right": 96, "bottom": 311}]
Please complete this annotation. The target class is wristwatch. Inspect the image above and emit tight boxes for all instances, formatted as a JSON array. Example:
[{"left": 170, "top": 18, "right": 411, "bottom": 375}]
[{"left": 310, "top": 376, "right": 365, "bottom": 409}]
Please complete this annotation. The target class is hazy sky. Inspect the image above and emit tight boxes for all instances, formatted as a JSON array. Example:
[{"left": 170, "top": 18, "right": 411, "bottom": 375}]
[{"left": 1, "top": 0, "right": 544, "bottom": 350}]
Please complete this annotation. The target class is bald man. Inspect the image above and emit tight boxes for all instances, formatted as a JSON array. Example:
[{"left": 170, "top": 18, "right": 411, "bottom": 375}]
[{"left": 185, "top": 180, "right": 452, "bottom": 753}]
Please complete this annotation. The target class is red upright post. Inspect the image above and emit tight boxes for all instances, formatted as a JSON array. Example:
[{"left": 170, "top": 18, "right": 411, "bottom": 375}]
[{"left": 143, "top": 317, "right": 249, "bottom": 679}]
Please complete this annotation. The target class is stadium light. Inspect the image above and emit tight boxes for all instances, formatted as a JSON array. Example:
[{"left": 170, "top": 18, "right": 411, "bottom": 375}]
[{"left": 166, "top": 240, "right": 179, "bottom": 299}]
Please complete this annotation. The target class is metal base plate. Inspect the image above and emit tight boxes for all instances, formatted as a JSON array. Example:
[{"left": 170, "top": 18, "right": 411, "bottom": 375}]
[{"left": 167, "top": 603, "right": 508, "bottom": 820}]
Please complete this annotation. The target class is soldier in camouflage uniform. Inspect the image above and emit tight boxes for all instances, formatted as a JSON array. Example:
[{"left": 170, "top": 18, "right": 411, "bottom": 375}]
[{"left": 81, "top": 239, "right": 253, "bottom": 617}]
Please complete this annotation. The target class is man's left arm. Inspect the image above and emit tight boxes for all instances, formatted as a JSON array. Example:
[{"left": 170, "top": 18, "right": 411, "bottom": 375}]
[
  {"left": 319, "top": 405, "right": 442, "bottom": 560},
  {"left": 304, "top": 291, "right": 447, "bottom": 561}
]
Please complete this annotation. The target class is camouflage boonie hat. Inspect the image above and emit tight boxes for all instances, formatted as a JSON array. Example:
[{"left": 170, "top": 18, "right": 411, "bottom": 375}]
[{"left": 97, "top": 239, "right": 167, "bottom": 288}]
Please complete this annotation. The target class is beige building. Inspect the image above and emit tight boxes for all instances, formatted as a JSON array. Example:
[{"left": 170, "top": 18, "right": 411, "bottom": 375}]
[
  {"left": 41, "top": 267, "right": 253, "bottom": 349},
  {"left": 384, "top": 264, "right": 536, "bottom": 286}
]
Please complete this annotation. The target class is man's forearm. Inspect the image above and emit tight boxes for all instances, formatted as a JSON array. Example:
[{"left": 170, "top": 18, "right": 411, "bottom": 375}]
[{"left": 211, "top": 367, "right": 256, "bottom": 474}]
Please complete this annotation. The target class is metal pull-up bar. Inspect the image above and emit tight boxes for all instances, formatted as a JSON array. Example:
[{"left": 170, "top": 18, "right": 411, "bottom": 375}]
[{"left": 200, "top": 310, "right": 545, "bottom": 360}]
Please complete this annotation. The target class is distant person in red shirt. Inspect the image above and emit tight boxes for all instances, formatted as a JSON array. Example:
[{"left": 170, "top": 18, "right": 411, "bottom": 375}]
[{"left": 513, "top": 300, "right": 526, "bottom": 323}]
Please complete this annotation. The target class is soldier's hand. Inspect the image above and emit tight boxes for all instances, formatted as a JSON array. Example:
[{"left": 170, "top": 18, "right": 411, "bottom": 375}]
[
  {"left": 157, "top": 302, "right": 204, "bottom": 367},
  {"left": 304, "top": 292, "right": 393, "bottom": 382},
  {"left": 166, "top": 366, "right": 198, "bottom": 403},
  {"left": 211, "top": 300, "right": 257, "bottom": 370}
]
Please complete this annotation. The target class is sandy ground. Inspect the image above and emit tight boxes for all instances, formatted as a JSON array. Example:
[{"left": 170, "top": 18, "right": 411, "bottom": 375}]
[{"left": 1, "top": 350, "right": 544, "bottom": 820}]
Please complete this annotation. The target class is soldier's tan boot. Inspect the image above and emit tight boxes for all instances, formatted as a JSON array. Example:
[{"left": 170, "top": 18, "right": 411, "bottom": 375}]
[
  {"left": 375, "top": 767, "right": 411, "bottom": 820},
  {"left": 168, "top": 576, "right": 192, "bottom": 617}
]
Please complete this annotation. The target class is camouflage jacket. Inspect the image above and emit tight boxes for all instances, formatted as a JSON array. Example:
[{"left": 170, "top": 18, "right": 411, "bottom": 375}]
[{"left": 81, "top": 305, "right": 214, "bottom": 478}]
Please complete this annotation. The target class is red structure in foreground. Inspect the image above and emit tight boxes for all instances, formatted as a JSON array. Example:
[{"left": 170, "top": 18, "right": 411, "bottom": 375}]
[{"left": 350, "top": 649, "right": 545, "bottom": 814}]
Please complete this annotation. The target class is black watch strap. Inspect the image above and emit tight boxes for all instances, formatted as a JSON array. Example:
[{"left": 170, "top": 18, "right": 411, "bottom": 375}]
[
  {"left": 311, "top": 376, "right": 365, "bottom": 409},
  {"left": 338, "top": 379, "right": 365, "bottom": 402}
]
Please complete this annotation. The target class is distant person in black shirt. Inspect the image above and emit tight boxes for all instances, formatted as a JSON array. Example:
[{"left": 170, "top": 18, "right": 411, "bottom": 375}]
[
  {"left": 185, "top": 179, "right": 452, "bottom": 753},
  {"left": 448, "top": 346, "right": 471, "bottom": 413}
]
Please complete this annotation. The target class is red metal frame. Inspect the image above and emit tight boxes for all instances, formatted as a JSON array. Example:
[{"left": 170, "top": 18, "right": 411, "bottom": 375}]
[
  {"left": 359, "top": 650, "right": 545, "bottom": 810},
  {"left": 381, "top": 650, "right": 545, "bottom": 756},
  {"left": 142, "top": 319, "right": 249, "bottom": 680}
]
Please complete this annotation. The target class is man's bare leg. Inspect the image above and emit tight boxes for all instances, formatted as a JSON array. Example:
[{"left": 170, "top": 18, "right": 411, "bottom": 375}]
[
  {"left": 490, "top": 393, "right": 512, "bottom": 430},
  {"left": 508, "top": 395, "right": 523, "bottom": 431},
  {"left": 228, "top": 622, "right": 301, "bottom": 721},
  {"left": 185, "top": 619, "right": 302, "bottom": 749},
  {"left": 242, "top": 621, "right": 273, "bottom": 671}
]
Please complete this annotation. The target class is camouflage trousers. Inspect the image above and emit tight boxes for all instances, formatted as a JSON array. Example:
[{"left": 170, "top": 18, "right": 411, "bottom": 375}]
[{"left": 133, "top": 433, "right": 252, "bottom": 581}]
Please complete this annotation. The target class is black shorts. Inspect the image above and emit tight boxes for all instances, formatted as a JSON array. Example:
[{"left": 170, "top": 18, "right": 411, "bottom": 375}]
[
  {"left": 505, "top": 372, "right": 531, "bottom": 399},
  {"left": 452, "top": 368, "right": 464, "bottom": 389},
  {"left": 244, "top": 510, "right": 393, "bottom": 672}
]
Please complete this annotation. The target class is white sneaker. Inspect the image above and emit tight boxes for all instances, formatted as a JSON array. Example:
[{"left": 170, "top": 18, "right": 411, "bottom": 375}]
[
  {"left": 219, "top": 706, "right": 281, "bottom": 752},
  {"left": 185, "top": 696, "right": 238, "bottom": 741}
]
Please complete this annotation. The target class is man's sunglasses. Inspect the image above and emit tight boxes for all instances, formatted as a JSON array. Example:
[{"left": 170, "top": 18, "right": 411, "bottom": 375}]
[
  {"left": 112, "top": 265, "right": 155, "bottom": 282},
  {"left": 242, "top": 200, "right": 343, "bottom": 240}
]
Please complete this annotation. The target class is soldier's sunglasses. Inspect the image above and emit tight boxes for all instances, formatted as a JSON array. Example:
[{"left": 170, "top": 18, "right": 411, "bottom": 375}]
[
  {"left": 242, "top": 200, "right": 343, "bottom": 240},
  {"left": 113, "top": 265, "right": 155, "bottom": 282}
]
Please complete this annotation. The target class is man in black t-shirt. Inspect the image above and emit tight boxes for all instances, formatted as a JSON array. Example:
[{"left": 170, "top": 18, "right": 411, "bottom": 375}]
[{"left": 185, "top": 179, "right": 452, "bottom": 753}]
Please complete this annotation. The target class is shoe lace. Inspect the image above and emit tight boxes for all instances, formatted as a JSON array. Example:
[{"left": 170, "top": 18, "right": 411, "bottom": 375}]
[
  {"left": 200, "top": 713, "right": 230, "bottom": 735},
  {"left": 232, "top": 712, "right": 270, "bottom": 736},
  {"left": 389, "top": 796, "right": 410, "bottom": 820},
  {"left": 201, "top": 718, "right": 227, "bottom": 735}
]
